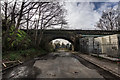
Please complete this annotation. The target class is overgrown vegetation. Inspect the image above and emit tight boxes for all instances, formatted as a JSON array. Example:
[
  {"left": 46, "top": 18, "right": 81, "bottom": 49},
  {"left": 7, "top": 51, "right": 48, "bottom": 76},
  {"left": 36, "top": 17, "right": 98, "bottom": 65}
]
[
  {"left": 3, "top": 48, "right": 47, "bottom": 61},
  {"left": 2, "top": 1, "right": 66, "bottom": 64},
  {"left": 2, "top": 21, "right": 48, "bottom": 62},
  {"left": 2, "top": 25, "right": 49, "bottom": 62},
  {"left": 3, "top": 25, "right": 31, "bottom": 51}
]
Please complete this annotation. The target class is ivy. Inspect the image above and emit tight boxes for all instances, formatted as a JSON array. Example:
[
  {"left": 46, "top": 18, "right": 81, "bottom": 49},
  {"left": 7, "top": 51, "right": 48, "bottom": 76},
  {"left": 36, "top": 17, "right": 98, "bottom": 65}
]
[{"left": 5, "top": 26, "right": 31, "bottom": 50}]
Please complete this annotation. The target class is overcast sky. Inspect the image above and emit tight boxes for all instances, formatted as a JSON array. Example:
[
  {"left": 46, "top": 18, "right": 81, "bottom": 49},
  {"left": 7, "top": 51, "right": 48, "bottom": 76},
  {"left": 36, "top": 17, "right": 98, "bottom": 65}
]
[
  {"left": 64, "top": 1, "right": 119, "bottom": 30},
  {"left": 53, "top": 0, "right": 120, "bottom": 43},
  {"left": 2, "top": 0, "right": 119, "bottom": 30}
]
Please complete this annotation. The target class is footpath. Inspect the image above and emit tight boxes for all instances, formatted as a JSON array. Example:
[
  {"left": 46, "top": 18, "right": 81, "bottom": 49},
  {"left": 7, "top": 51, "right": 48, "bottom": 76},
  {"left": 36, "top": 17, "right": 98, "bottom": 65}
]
[{"left": 77, "top": 53, "right": 120, "bottom": 78}]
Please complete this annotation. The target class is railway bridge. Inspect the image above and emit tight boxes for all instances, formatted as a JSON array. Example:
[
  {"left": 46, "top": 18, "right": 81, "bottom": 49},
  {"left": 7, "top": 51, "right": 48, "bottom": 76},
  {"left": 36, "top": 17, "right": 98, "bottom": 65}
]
[{"left": 26, "top": 29, "right": 120, "bottom": 51}]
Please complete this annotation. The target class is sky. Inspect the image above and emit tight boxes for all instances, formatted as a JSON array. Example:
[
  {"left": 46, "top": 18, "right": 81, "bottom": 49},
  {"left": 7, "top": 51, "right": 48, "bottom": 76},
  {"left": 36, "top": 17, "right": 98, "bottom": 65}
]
[
  {"left": 63, "top": 1, "right": 119, "bottom": 30},
  {"left": 2, "top": 0, "right": 120, "bottom": 44},
  {"left": 53, "top": 0, "right": 120, "bottom": 44},
  {"left": 2, "top": 0, "right": 119, "bottom": 30}
]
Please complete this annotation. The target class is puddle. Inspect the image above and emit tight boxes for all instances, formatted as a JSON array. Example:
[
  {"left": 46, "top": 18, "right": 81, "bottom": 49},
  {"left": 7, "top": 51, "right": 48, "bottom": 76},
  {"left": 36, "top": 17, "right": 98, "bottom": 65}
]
[
  {"left": 7, "top": 65, "right": 41, "bottom": 78},
  {"left": 9, "top": 66, "right": 28, "bottom": 78}
]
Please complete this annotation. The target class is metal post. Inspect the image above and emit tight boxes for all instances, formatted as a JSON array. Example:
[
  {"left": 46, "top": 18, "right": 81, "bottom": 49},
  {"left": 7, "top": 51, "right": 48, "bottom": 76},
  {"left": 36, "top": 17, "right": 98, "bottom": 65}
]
[
  {"left": 0, "top": 1, "right": 2, "bottom": 79},
  {"left": 97, "top": 43, "right": 99, "bottom": 57},
  {"left": 93, "top": 37, "right": 95, "bottom": 54},
  {"left": 118, "top": 35, "right": 120, "bottom": 74}
]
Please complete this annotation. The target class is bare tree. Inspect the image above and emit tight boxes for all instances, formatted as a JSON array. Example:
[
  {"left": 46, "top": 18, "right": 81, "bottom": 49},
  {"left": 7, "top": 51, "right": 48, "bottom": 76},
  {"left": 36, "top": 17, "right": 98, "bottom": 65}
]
[
  {"left": 2, "top": 1, "right": 67, "bottom": 48},
  {"left": 95, "top": 6, "right": 120, "bottom": 30},
  {"left": 31, "top": 2, "right": 67, "bottom": 47},
  {"left": 117, "top": 1, "right": 120, "bottom": 30},
  {"left": 2, "top": 0, "right": 41, "bottom": 46}
]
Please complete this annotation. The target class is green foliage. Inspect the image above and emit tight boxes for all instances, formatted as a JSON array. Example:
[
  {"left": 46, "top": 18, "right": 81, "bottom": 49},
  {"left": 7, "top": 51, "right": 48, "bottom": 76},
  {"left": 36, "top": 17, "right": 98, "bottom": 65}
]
[
  {"left": 43, "top": 42, "right": 55, "bottom": 52},
  {"left": 9, "top": 53, "right": 21, "bottom": 61},
  {"left": 3, "top": 48, "right": 47, "bottom": 61},
  {"left": 4, "top": 25, "right": 31, "bottom": 51},
  {"left": 19, "top": 48, "right": 36, "bottom": 57}
]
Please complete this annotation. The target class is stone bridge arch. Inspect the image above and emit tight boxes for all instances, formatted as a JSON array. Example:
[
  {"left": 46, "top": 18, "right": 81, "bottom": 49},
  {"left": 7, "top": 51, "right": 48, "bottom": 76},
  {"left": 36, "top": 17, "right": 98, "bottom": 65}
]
[
  {"left": 41, "top": 33, "right": 80, "bottom": 51},
  {"left": 48, "top": 37, "right": 75, "bottom": 51}
]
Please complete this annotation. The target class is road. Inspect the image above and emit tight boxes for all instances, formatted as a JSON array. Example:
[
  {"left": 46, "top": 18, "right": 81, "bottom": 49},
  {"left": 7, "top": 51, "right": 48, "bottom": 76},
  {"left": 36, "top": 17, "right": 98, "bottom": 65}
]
[
  {"left": 3, "top": 50, "right": 119, "bottom": 79},
  {"left": 34, "top": 50, "right": 103, "bottom": 78}
]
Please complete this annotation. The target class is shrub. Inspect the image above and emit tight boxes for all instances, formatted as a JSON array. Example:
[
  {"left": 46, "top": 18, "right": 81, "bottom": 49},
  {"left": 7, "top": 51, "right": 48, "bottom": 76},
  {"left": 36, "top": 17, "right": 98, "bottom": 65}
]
[
  {"left": 3, "top": 26, "right": 31, "bottom": 51},
  {"left": 8, "top": 53, "right": 21, "bottom": 61}
]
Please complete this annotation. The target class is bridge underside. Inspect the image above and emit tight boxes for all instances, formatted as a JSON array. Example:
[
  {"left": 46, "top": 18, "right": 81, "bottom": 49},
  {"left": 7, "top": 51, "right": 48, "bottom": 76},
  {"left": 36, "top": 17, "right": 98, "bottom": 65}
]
[{"left": 40, "top": 34, "right": 80, "bottom": 51}]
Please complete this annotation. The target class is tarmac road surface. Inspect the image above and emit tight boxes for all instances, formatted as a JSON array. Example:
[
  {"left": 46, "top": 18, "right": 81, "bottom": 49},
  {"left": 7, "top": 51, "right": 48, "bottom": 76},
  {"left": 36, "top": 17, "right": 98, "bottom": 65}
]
[
  {"left": 3, "top": 50, "right": 107, "bottom": 79},
  {"left": 34, "top": 50, "right": 103, "bottom": 78}
]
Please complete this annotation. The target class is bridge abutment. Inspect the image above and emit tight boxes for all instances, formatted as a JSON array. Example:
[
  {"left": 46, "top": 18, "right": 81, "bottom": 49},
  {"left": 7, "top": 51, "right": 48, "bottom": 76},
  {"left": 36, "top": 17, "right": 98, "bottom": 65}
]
[{"left": 74, "top": 38, "right": 80, "bottom": 51}]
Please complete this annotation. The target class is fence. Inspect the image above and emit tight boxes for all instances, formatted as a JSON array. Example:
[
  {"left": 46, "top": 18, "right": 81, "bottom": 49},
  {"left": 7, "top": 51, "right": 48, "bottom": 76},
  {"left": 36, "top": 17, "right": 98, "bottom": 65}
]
[{"left": 79, "top": 34, "right": 120, "bottom": 58}]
